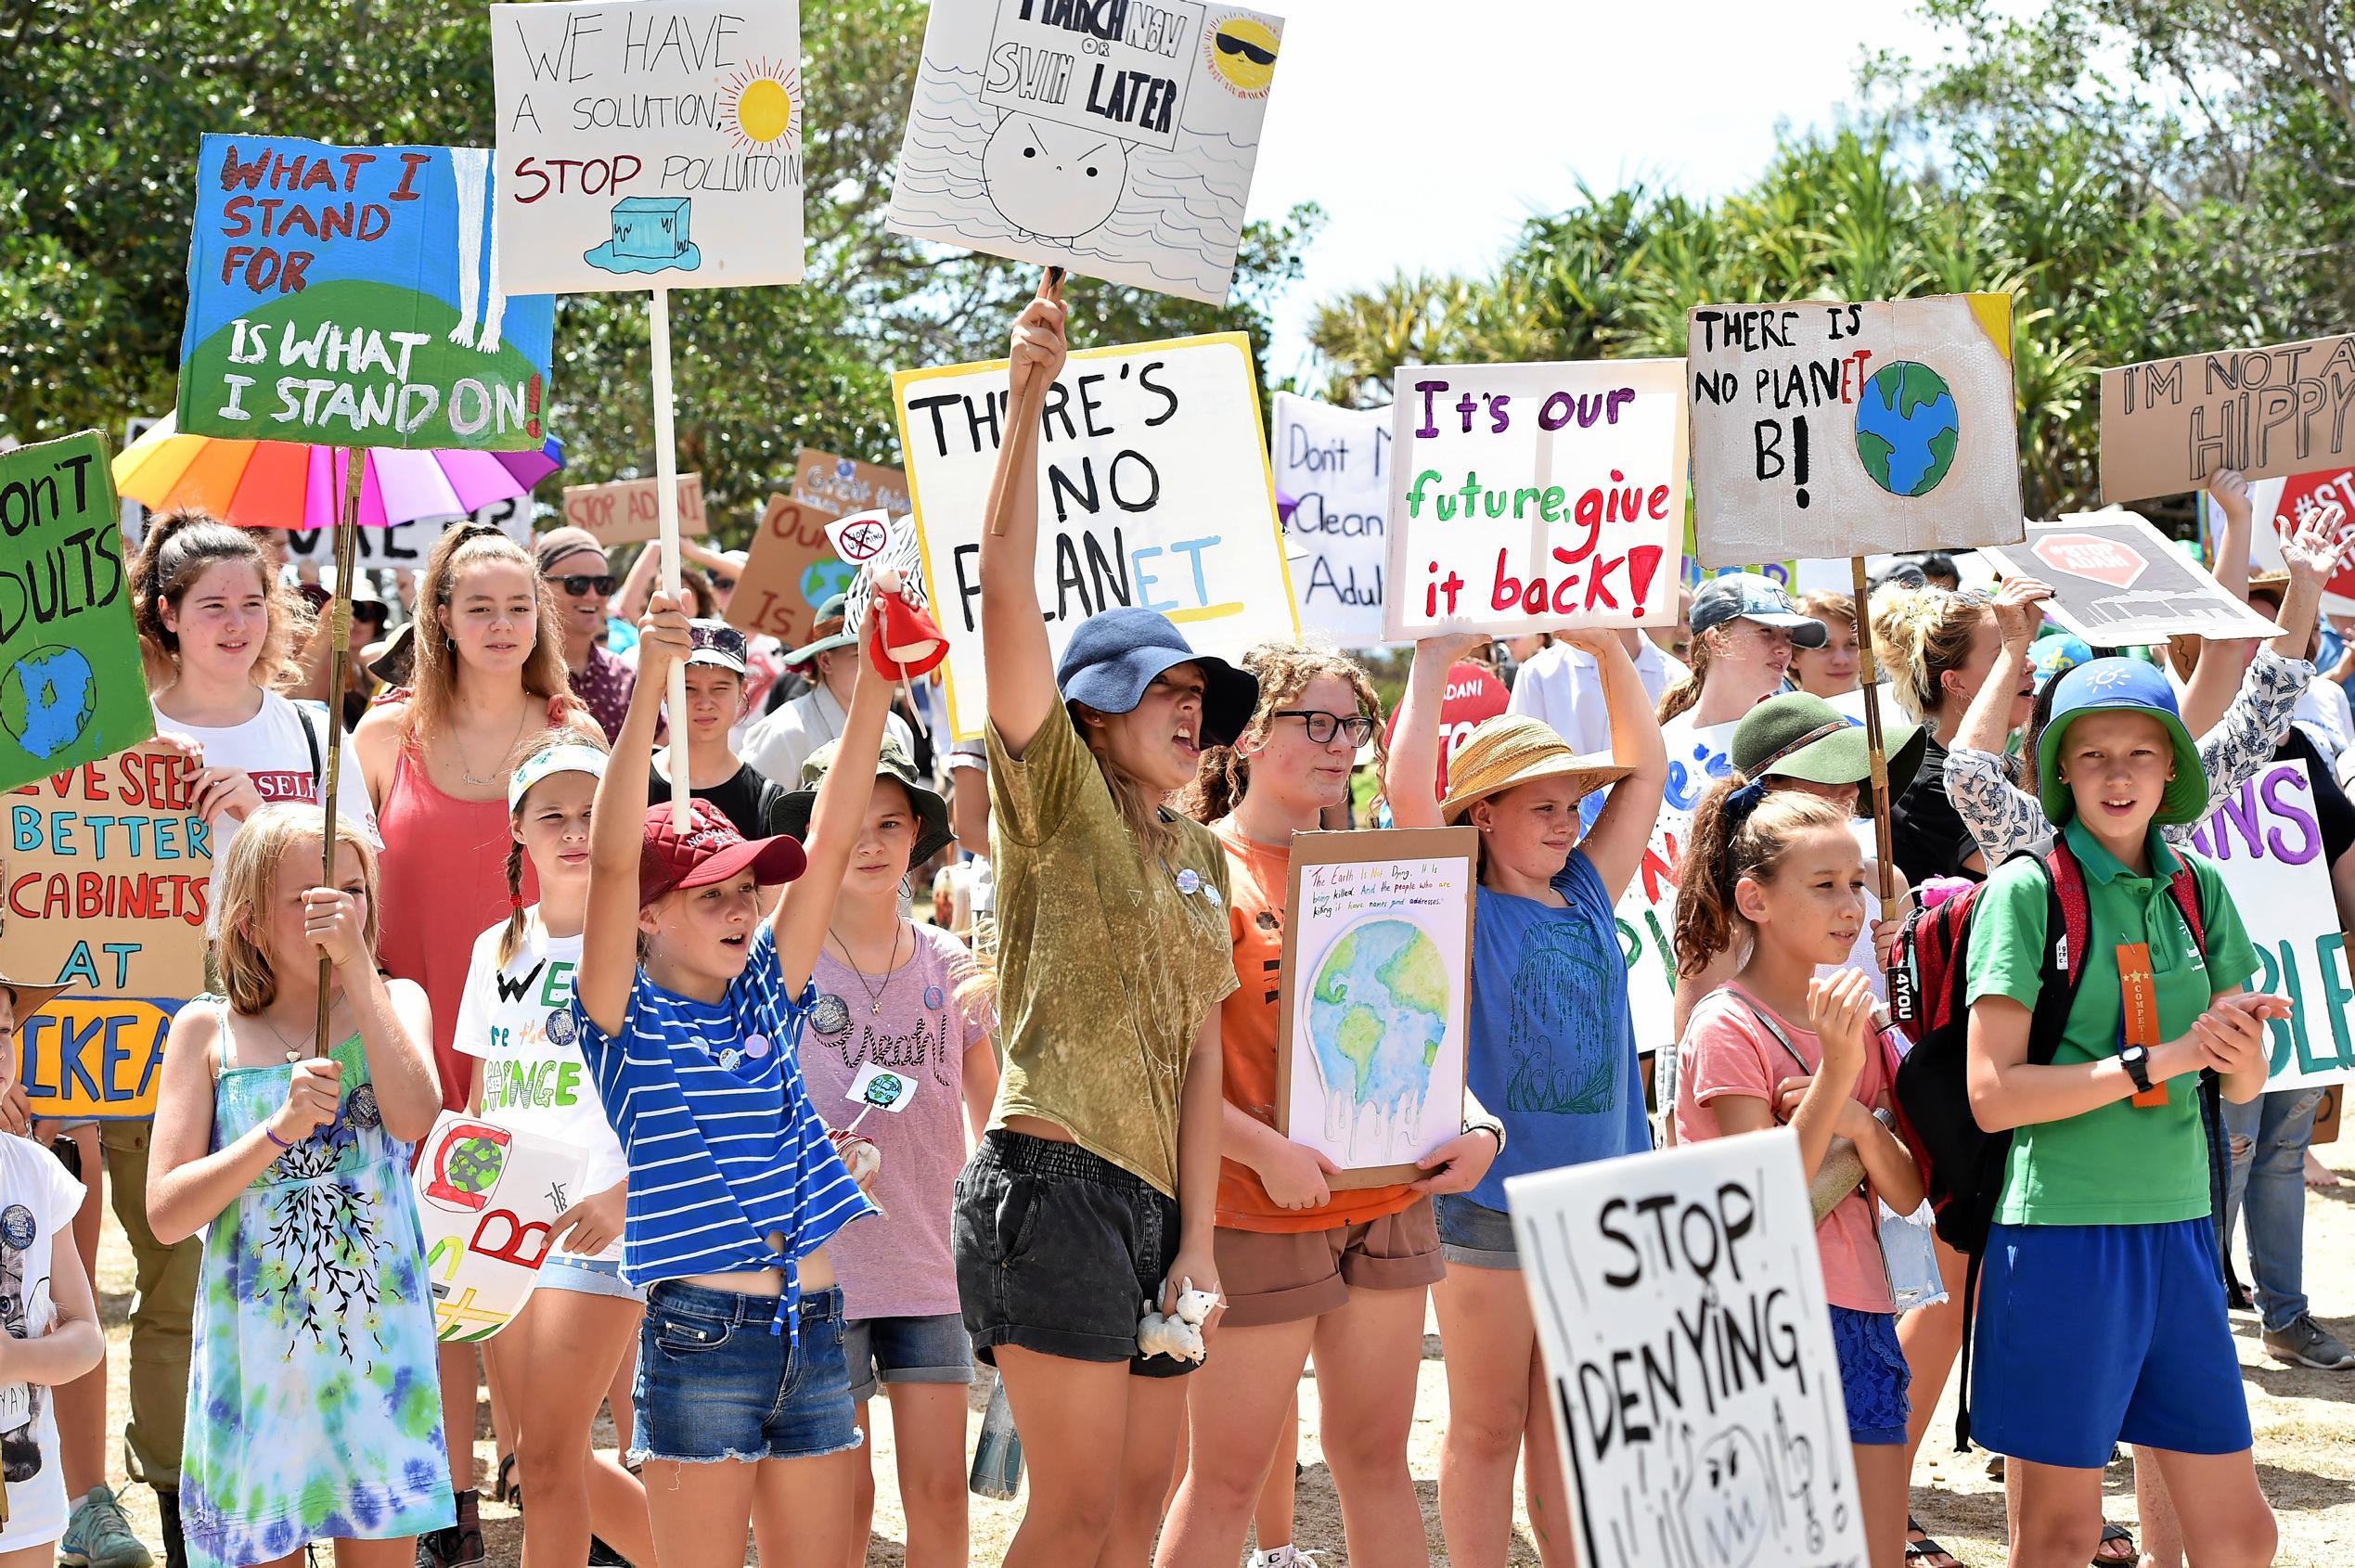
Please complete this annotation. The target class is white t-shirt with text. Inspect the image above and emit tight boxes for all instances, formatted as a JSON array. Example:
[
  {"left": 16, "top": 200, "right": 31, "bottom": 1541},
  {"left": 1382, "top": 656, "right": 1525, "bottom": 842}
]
[{"left": 0, "top": 1135, "right": 86, "bottom": 1551}]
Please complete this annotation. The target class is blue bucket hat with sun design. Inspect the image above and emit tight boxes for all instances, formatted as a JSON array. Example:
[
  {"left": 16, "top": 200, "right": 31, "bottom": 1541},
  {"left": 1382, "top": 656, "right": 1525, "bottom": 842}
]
[{"left": 2035, "top": 658, "right": 2207, "bottom": 827}]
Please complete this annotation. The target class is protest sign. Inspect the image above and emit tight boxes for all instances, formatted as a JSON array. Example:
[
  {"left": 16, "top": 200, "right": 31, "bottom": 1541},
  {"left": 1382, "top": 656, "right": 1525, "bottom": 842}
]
[
  {"left": 1509, "top": 1130, "right": 1866, "bottom": 1568},
  {"left": 727, "top": 493, "right": 851, "bottom": 647},
  {"left": 1272, "top": 394, "right": 1388, "bottom": 645},
  {"left": 1980, "top": 513, "right": 2281, "bottom": 645},
  {"left": 892, "top": 331, "right": 1297, "bottom": 738},
  {"left": 1687, "top": 294, "right": 2024, "bottom": 567},
  {"left": 2099, "top": 332, "right": 2355, "bottom": 504},
  {"left": 2186, "top": 758, "right": 2355, "bottom": 1091},
  {"left": 2244, "top": 468, "right": 2355, "bottom": 619},
  {"left": 1276, "top": 829, "right": 1474, "bottom": 1188},
  {"left": 1, "top": 434, "right": 151, "bottom": 794},
  {"left": 886, "top": 0, "right": 1283, "bottom": 305},
  {"left": 560, "top": 473, "right": 709, "bottom": 546},
  {"left": 1384, "top": 361, "right": 1687, "bottom": 642},
  {"left": 179, "top": 136, "right": 555, "bottom": 451},
  {"left": 6, "top": 743, "right": 209, "bottom": 1118},
  {"left": 489, "top": 0, "right": 805, "bottom": 292},
  {"left": 793, "top": 449, "right": 911, "bottom": 521},
  {"left": 415, "top": 1111, "right": 589, "bottom": 1342}
]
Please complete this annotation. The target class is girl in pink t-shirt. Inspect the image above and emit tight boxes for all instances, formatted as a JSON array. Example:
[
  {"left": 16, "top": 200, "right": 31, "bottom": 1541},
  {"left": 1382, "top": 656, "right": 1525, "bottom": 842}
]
[{"left": 1669, "top": 786, "right": 1925, "bottom": 1568}]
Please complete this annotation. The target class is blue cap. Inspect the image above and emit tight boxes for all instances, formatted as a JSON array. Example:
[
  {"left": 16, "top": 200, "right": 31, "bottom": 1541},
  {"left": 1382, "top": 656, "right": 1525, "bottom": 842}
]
[
  {"left": 2035, "top": 659, "right": 2207, "bottom": 826},
  {"left": 1055, "top": 607, "right": 1257, "bottom": 749},
  {"left": 1690, "top": 572, "right": 1830, "bottom": 648}
]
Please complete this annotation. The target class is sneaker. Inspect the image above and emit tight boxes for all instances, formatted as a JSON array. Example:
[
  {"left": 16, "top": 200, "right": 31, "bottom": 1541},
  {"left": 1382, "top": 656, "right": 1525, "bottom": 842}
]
[
  {"left": 58, "top": 1485, "right": 156, "bottom": 1568},
  {"left": 154, "top": 1487, "right": 187, "bottom": 1568},
  {"left": 2263, "top": 1315, "right": 2355, "bottom": 1370},
  {"left": 586, "top": 1538, "right": 630, "bottom": 1568}
]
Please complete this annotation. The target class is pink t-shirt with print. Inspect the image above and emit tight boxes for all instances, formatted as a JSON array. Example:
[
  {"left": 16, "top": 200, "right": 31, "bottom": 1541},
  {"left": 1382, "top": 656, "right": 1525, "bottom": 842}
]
[
  {"left": 797, "top": 923, "right": 990, "bottom": 1321},
  {"left": 1673, "top": 982, "right": 1893, "bottom": 1314}
]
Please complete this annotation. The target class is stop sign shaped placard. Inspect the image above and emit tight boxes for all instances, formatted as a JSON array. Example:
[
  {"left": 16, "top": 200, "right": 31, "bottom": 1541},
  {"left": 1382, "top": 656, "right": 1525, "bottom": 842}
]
[{"left": 2033, "top": 532, "right": 2148, "bottom": 589}]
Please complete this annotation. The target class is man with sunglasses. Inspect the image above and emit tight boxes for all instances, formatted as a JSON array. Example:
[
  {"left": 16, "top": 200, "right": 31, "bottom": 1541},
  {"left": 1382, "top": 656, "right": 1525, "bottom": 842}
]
[{"left": 534, "top": 527, "right": 637, "bottom": 739}]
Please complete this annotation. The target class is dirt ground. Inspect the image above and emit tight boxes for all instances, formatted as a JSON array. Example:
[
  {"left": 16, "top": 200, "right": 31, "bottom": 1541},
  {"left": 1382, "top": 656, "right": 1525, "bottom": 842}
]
[{"left": 85, "top": 1142, "right": 2355, "bottom": 1566}]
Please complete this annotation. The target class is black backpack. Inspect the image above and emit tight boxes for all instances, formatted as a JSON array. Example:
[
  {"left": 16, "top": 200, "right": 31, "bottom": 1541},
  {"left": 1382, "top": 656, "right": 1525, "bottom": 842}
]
[{"left": 1887, "top": 836, "right": 2210, "bottom": 1447}]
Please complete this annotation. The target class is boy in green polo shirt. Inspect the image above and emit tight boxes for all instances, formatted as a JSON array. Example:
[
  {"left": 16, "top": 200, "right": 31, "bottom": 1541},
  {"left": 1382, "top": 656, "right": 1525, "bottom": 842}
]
[{"left": 1964, "top": 659, "right": 2287, "bottom": 1566}]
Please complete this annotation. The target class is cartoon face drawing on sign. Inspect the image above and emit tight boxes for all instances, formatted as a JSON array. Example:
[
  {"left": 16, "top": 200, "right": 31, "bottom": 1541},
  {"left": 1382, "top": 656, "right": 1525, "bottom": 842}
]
[
  {"left": 981, "top": 116, "right": 1130, "bottom": 241},
  {"left": 1679, "top": 1424, "right": 1770, "bottom": 1568}
]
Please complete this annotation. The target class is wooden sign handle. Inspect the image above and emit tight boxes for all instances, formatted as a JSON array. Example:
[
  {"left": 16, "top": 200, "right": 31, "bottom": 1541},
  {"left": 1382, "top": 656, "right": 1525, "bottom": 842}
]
[
  {"left": 1850, "top": 556, "right": 1898, "bottom": 927},
  {"left": 985, "top": 268, "right": 1064, "bottom": 538},
  {"left": 314, "top": 455, "right": 365, "bottom": 1051},
  {"left": 650, "top": 286, "right": 691, "bottom": 830}
]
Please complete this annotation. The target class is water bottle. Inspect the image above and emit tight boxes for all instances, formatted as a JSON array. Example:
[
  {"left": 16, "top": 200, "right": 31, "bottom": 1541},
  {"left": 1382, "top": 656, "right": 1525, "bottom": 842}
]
[{"left": 968, "top": 1371, "right": 1023, "bottom": 1499}]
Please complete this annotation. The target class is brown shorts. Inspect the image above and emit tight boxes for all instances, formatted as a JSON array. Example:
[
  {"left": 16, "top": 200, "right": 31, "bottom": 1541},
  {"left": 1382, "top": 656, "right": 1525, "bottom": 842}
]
[{"left": 1214, "top": 1198, "right": 1445, "bottom": 1329}]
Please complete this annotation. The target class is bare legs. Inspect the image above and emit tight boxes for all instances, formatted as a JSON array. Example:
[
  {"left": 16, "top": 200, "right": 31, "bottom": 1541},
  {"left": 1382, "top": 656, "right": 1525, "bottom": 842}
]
[
  {"left": 1434, "top": 1264, "right": 1572, "bottom": 1568},
  {"left": 511, "top": 1288, "right": 651, "bottom": 1568}
]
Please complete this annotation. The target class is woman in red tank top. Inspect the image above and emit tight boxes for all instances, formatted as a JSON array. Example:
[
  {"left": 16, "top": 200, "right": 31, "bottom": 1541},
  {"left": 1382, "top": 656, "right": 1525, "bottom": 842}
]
[{"left": 353, "top": 521, "right": 599, "bottom": 1568}]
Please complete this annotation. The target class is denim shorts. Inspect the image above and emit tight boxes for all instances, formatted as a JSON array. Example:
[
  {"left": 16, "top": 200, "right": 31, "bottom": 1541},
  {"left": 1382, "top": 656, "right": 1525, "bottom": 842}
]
[
  {"left": 844, "top": 1313, "right": 974, "bottom": 1404},
  {"left": 536, "top": 1253, "right": 645, "bottom": 1303},
  {"left": 953, "top": 1130, "right": 1193, "bottom": 1377},
  {"left": 631, "top": 1280, "right": 862, "bottom": 1465},
  {"left": 1829, "top": 1306, "right": 1911, "bottom": 1445},
  {"left": 1433, "top": 1192, "right": 1520, "bottom": 1269}
]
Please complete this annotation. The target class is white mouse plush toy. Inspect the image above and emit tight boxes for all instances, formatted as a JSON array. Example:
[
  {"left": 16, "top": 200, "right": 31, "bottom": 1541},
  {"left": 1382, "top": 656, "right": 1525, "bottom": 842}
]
[{"left": 1137, "top": 1277, "right": 1219, "bottom": 1363}]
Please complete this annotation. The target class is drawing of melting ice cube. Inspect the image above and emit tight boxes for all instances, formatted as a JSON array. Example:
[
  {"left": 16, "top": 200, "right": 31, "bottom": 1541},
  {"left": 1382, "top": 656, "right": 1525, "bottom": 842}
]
[{"left": 585, "top": 197, "right": 703, "bottom": 276}]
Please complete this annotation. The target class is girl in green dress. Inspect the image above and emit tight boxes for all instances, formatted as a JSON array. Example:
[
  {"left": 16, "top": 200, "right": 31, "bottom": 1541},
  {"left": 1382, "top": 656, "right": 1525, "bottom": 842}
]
[{"left": 148, "top": 803, "right": 451, "bottom": 1568}]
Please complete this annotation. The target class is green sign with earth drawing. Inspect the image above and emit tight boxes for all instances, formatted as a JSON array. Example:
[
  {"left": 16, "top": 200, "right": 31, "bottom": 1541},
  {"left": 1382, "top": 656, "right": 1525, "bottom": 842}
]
[{"left": 0, "top": 431, "right": 152, "bottom": 794}]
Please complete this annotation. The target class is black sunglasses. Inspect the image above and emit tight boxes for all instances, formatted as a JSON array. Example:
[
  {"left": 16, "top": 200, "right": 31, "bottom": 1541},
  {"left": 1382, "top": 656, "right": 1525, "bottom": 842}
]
[
  {"left": 1273, "top": 709, "right": 1375, "bottom": 747},
  {"left": 1216, "top": 30, "right": 1276, "bottom": 66},
  {"left": 351, "top": 602, "right": 389, "bottom": 625},
  {"left": 551, "top": 573, "right": 618, "bottom": 597},
  {"left": 711, "top": 575, "right": 738, "bottom": 593}
]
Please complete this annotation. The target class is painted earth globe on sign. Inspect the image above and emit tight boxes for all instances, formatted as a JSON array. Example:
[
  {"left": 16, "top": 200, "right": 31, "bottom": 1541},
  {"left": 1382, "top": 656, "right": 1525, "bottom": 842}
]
[
  {"left": 1854, "top": 360, "right": 1960, "bottom": 497},
  {"left": 0, "top": 644, "right": 97, "bottom": 762},
  {"left": 1305, "top": 917, "right": 1448, "bottom": 1151},
  {"left": 802, "top": 558, "right": 857, "bottom": 608}
]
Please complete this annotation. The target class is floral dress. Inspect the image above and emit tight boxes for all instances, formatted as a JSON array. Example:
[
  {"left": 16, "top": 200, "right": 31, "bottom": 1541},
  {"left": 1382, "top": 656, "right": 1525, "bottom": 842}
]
[{"left": 181, "top": 1024, "right": 453, "bottom": 1568}]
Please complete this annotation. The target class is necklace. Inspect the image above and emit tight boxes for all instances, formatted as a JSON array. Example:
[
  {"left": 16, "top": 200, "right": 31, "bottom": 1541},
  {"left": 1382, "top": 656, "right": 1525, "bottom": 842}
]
[
  {"left": 454, "top": 699, "right": 534, "bottom": 787},
  {"left": 258, "top": 1009, "right": 315, "bottom": 1064},
  {"left": 830, "top": 922, "right": 905, "bottom": 1016}
]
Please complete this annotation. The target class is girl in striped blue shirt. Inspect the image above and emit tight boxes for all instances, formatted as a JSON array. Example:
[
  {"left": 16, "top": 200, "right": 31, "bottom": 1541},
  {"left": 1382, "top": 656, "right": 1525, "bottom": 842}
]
[{"left": 572, "top": 592, "right": 888, "bottom": 1567}]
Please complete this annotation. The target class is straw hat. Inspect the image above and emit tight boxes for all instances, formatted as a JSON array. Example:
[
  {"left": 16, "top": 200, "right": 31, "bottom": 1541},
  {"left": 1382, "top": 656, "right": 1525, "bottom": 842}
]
[{"left": 1438, "top": 715, "right": 1630, "bottom": 824}]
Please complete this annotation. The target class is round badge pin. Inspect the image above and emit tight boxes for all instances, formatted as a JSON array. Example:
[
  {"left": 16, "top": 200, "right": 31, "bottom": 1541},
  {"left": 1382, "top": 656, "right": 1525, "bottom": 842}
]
[
  {"left": 546, "top": 1007, "right": 577, "bottom": 1047},
  {"left": 347, "top": 1084, "right": 382, "bottom": 1130},
  {"left": 0, "top": 1204, "right": 34, "bottom": 1250},
  {"left": 745, "top": 1033, "right": 774, "bottom": 1060},
  {"left": 923, "top": 984, "right": 945, "bottom": 1010},
  {"left": 810, "top": 995, "right": 852, "bottom": 1035},
  {"left": 1203, "top": 885, "right": 1222, "bottom": 907},
  {"left": 1174, "top": 868, "right": 1202, "bottom": 896},
  {"left": 718, "top": 1047, "right": 745, "bottom": 1073}
]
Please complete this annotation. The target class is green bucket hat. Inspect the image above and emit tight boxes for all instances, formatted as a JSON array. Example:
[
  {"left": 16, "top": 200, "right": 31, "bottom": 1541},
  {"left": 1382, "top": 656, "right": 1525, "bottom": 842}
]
[
  {"left": 1730, "top": 692, "right": 1925, "bottom": 818},
  {"left": 776, "top": 730, "right": 956, "bottom": 866},
  {"left": 2034, "top": 659, "right": 2207, "bottom": 827}
]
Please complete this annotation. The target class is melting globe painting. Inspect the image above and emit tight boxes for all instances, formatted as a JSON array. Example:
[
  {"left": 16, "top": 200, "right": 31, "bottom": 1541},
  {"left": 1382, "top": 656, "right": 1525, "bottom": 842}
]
[{"left": 1304, "top": 917, "right": 1450, "bottom": 1166}]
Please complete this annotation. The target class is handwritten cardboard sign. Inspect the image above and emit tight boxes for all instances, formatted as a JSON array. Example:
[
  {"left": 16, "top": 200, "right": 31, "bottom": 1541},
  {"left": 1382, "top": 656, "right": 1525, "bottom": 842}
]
[
  {"left": 1384, "top": 360, "right": 1687, "bottom": 641},
  {"left": 6, "top": 743, "right": 210, "bottom": 1118},
  {"left": 886, "top": 0, "right": 1285, "bottom": 305},
  {"left": 1275, "top": 829, "right": 1475, "bottom": 1188},
  {"left": 1979, "top": 513, "right": 2281, "bottom": 646},
  {"left": 560, "top": 473, "right": 709, "bottom": 546},
  {"left": 490, "top": 0, "right": 806, "bottom": 292},
  {"left": 415, "top": 1111, "right": 589, "bottom": 1342},
  {"left": 277, "top": 497, "right": 534, "bottom": 566},
  {"left": 792, "top": 449, "right": 910, "bottom": 521},
  {"left": 1509, "top": 1130, "right": 1868, "bottom": 1568},
  {"left": 892, "top": 331, "right": 1299, "bottom": 739},
  {"left": 727, "top": 492, "right": 850, "bottom": 647},
  {"left": 2099, "top": 332, "right": 2355, "bottom": 504},
  {"left": 179, "top": 136, "right": 555, "bottom": 450},
  {"left": 2186, "top": 758, "right": 2355, "bottom": 1091},
  {"left": 1, "top": 434, "right": 151, "bottom": 794},
  {"left": 1687, "top": 294, "right": 2023, "bottom": 567},
  {"left": 1272, "top": 393, "right": 1388, "bottom": 646}
]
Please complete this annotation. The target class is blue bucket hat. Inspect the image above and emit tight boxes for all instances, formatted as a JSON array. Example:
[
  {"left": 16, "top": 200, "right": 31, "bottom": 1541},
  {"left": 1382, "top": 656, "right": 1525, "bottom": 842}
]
[
  {"left": 2035, "top": 658, "right": 2207, "bottom": 826},
  {"left": 1055, "top": 607, "right": 1258, "bottom": 749}
]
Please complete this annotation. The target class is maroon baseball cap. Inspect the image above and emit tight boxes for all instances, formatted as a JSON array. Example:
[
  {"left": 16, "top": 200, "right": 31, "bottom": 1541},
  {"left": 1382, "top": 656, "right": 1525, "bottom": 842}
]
[{"left": 638, "top": 798, "right": 806, "bottom": 906}]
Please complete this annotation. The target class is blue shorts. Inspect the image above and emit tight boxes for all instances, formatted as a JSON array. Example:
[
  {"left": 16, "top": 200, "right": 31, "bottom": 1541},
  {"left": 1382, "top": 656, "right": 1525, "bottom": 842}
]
[
  {"left": 632, "top": 1281, "right": 862, "bottom": 1465},
  {"left": 536, "top": 1253, "right": 645, "bottom": 1303},
  {"left": 844, "top": 1313, "right": 974, "bottom": 1404},
  {"left": 1433, "top": 1193, "right": 1519, "bottom": 1269},
  {"left": 1829, "top": 1306, "right": 1911, "bottom": 1446},
  {"left": 1971, "top": 1218, "right": 2252, "bottom": 1469}
]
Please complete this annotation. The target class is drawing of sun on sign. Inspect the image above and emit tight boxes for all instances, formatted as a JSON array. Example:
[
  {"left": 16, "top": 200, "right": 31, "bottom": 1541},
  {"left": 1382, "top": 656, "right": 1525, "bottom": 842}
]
[{"left": 1276, "top": 829, "right": 1475, "bottom": 1189}]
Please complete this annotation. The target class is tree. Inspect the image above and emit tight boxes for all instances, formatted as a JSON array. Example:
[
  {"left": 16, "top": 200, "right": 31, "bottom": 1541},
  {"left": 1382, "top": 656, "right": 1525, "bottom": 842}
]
[{"left": 0, "top": 0, "right": 1317, "bottom": 543}]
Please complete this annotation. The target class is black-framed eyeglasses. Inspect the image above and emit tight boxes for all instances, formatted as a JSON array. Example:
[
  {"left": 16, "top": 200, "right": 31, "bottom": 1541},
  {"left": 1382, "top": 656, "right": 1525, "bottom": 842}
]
[
  {"left": 551, "top": 573, "right": 617, "bottom": 598},
  {"left": 1273, "top": 709, "right": 1375, "bottom": 746}
]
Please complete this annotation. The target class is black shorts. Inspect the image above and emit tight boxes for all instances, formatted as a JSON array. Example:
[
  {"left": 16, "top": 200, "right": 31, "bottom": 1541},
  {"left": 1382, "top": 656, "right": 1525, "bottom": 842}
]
[{"left": 953, "top": 1129, "right": 1194, "bottom": 1378}]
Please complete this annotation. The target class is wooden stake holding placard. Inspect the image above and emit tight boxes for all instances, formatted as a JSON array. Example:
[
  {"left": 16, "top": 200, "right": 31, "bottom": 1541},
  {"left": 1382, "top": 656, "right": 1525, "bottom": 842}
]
[
  {"left": 985, "top": 268, "right": 1063, "bottom": 538},
  {"left": 650, "top": 287, "right": 689, "bottom": 830},
  {"left": 315, "top": 454, "right": 365, "bottom": 1047},
  {"left": 1850, "top": 556, "right": 1898, "bottom": 924}
]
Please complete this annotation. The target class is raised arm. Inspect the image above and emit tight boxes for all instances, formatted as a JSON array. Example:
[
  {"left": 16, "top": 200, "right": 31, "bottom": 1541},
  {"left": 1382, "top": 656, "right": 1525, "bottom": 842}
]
[
  {"left": 2209, "top": 469, "right": 2254, "bottom": 604},
  {"left": 767, "top": 657, "right": 889, "bottom": 989},
  {"left": 1557, "top": 629, "right": 1667, "bottom": 903},
  {"left": 578, "top": 593, "right": 689, "bottom": 1035},
  {"left": 2274, "top": 502, "right": 2348, "bottom": 663},
  {"left": 613, "top": 541, "right": 662, "bottom": 624},
  {"left": 1950, "top": 575, "right": 2050, "bottom": 758},
  {"left": 979, "top": 280, "right": 1070, "bottom": 756},
  {"left": 1384, "top": 634, "right": 1487, "bottom": 829}
]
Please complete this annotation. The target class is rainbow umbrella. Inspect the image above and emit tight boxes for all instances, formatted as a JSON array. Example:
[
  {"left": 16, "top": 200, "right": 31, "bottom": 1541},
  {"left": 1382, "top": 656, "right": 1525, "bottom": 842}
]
[{"left": 111, "top": 411, "right": 564, "bottom": 529}]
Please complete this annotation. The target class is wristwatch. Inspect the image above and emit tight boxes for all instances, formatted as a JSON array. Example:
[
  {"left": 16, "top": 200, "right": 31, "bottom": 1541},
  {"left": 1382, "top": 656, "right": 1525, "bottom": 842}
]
[
  {"left": 2118, "top": 1044, "right": 2156, "bottom": 1096},
  {"left": 1466, "top": 1119, "right": 1507, "bottom": 1157}
]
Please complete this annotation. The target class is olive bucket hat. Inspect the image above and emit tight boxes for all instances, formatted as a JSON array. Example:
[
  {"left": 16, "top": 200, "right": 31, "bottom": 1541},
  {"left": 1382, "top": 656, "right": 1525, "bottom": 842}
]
[
  {"left": 1730, "top": 692, "right": 1924, "bottom": 817},
  {"left": 2035, "top": 658, "right": 2207, "bottom": 827},
  {"left": 778, "top": 730, "right": 957, "bottom": 867}
]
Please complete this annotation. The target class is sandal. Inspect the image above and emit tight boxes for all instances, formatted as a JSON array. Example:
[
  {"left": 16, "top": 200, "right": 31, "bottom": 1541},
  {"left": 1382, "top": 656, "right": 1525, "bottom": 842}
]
[
  {"left": 2091, "top": 1523, "right": 2135, "bottom": 1564},
  {"left": 1906, "top": 1515, "right": 1963, "bottom": 1567},
  {"left": 494, "top": 1454, "right": 521, "bottom": 1510}
]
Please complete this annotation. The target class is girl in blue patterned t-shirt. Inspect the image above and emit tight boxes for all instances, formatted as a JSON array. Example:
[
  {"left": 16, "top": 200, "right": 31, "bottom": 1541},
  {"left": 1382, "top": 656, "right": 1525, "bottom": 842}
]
[{"left": 572, "top": 592, "right": 887, "bottom": 1567}]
